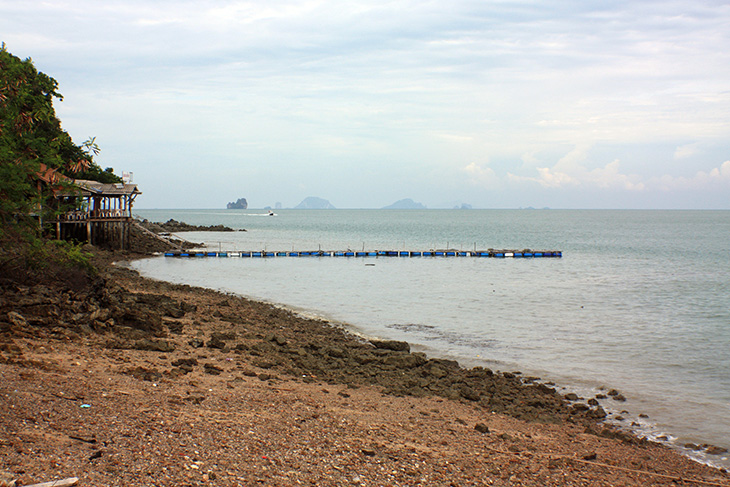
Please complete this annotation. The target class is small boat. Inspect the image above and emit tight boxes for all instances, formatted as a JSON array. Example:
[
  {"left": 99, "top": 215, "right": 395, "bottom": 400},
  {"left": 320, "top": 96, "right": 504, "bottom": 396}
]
[{"left": 268, "top": 211, "right": 275, "bottom": 216}]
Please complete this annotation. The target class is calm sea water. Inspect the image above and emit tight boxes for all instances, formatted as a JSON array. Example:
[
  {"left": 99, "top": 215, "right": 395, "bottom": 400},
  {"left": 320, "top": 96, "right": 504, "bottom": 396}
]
[{"left": 131, "top": 209, "right": 730, "bottom": 468}]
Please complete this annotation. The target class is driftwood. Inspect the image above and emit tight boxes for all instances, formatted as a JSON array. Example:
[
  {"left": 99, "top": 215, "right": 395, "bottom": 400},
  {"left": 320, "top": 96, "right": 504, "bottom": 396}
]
[{"left": 24, "top": 478, "right": 79, "bottom": 487}]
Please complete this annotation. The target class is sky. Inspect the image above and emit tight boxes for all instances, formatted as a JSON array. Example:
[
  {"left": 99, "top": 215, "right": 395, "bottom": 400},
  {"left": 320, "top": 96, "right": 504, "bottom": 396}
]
[{"left": 2, "top": 0, "right": 730, "bottom": 209}]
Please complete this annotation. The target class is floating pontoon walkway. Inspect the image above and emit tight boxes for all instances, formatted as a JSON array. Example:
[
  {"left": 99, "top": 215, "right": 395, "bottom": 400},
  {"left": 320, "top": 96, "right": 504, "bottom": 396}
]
[{"left": 163, "top": 249, "right": 562, "bottom": 258}]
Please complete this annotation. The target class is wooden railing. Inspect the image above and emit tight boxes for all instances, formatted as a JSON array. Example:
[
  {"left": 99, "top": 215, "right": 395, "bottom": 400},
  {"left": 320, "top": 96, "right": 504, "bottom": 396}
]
[{"left": 60, "top": 209, "right": 130, "bottom": 221}]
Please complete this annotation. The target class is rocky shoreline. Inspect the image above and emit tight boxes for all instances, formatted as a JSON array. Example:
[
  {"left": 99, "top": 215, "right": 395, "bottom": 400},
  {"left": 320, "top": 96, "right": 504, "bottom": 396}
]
[
  {"left": 1, "top": 245, "right": 729, "bottom": 485},
  {"left": 137, "top": 218, "right": 239, "bottom": 234}
]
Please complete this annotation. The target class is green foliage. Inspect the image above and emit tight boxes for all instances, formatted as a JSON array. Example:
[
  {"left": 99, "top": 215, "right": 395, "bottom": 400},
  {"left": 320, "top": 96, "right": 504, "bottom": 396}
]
[
  {"left": 0, "top": 229, "right": 97, "bottom": 287},
  {"left": 49, "top": 239, "right": 95, "bottom": 273},
  {"left": 0, "top": 44, "right": 121, "bottom": 234}
]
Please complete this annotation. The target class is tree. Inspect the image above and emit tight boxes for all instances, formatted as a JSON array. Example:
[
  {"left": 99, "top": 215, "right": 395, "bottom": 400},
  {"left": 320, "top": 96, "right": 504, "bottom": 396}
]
[{"left": 0, "top": 44, "right": 119, "bottom": 233}]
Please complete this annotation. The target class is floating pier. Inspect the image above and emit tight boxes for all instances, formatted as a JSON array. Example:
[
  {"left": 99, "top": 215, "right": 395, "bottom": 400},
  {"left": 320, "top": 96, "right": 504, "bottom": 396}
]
[{"left": 163, "top": 249, "right": 562, "bottom": 258}]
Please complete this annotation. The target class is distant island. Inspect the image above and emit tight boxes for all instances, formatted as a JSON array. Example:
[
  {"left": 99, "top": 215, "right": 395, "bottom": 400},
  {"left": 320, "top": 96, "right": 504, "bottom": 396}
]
[
  {"left": 294, "top": 197, "right": 336, "bottom": 209},
  {"left": 226, "top": 198, "right": 248, "bottom": 209},
  {"left": 382, "top": 198, "right": 426, "bottom": 209}
]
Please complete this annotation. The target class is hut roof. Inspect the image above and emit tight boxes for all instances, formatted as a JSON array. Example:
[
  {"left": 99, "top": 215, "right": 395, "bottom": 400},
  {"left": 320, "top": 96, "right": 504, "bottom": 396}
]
[{"left": 73, "top": 179, "right": 141, "bottom": 196}]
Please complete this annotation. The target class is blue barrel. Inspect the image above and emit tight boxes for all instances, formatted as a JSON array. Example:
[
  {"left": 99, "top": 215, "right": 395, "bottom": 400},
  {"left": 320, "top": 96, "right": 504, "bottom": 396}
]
[
  {"left": 219, "top": 252, "right": 228, "bottom": 257},
  {"left": 164, "top": 252, "right": 175, "bottom": 257},
  {"left": 411, "top": 251, "right": 422, "bottom": 257},
  {"left": 345, "top": 252, "right": 355, "bottom": 257},
  {"left": 399, "top": 251, "right": 409, "bottom": 257},
  {"left": 446, "top": 251, "right": 455, "bottom": 256}
]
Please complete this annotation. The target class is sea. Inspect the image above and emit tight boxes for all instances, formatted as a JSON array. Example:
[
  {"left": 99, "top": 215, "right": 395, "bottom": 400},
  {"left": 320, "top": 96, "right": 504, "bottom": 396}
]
[{"left": 130, "top": 208, "right": 730, "bottom": 469}]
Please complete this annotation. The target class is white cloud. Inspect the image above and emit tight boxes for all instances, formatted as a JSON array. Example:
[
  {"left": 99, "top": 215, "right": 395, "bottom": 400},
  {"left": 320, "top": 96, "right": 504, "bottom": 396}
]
[
  {"left": 674, "top": 143, "right": 699, "bottom": 159},
  {"left": 508, "top": 146, "right": 645, "bottom": 191},
  {"left": 463, "top": 162, "right": 498, "bottom": 187},
  {"left": 651, "top": 160, "right": 730, "bottom": 191}
]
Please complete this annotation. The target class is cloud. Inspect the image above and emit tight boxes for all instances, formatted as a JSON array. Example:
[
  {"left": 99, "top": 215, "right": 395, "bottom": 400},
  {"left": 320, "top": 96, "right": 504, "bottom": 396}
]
[
  {"left": 651, "top": 160, "right": 730, "bottom": 191},
  {"left": 508, "top": 145, "right": 645, "bottom": 191},
  {"left": 463, "top": 162, "right": 498, "bottom": 187},
  {"left": 674, "top": 143, "right": 699, "bottom": 159}
]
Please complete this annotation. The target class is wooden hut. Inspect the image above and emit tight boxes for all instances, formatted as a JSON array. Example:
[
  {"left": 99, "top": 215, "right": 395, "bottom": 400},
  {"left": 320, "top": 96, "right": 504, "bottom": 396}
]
[
  {"left": 54, "top": 179, "right": 141, "bottom": 250},
  {"left": 36, "top": 165, "right": 141, "bottom": 250}
]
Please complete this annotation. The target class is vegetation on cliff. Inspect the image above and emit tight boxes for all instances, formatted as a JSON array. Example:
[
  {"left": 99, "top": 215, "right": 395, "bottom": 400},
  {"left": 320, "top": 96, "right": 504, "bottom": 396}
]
[{"left": 0, "top": 44, "right": 123, "bottom": 278}]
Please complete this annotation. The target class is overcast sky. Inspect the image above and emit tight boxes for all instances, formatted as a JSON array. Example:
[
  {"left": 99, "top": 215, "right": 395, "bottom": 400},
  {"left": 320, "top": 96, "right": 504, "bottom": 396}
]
[{"left": 3, "top": 0, "right": 730, "bottom": 209}]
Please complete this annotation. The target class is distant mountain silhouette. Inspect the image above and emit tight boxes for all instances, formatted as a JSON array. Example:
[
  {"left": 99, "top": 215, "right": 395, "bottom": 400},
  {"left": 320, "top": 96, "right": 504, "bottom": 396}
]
[
  {"left": 382, "top": 198, "right": 426, "bottom": 209},
  {"left": 226, "top": 197, "right": 248, "bottom": 209},
  {"left": 294, "top": 197, "right": 336, "bottom": 209}
]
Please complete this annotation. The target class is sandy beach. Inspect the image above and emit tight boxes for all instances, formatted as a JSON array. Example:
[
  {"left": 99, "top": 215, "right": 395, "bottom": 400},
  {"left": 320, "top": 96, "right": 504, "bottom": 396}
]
[{"left": 1, "top": 248, "right": 729, "bottom": 486}]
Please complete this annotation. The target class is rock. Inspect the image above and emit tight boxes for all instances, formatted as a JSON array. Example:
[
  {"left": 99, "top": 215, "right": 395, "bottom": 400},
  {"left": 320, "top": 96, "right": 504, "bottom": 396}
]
[
  {"left": 269, "top": 334, "right": 287, "bottom": 346},
  {"left": 207, "top": 337, "right": 228, "bottom": 350},
  {"left": 587, "top": 398, "right": 599, "bottom": 406},
  {"left": 7, "top": 311, "right": 27, "bottom": 327},
  {"left": 370, "top": 339, "right": 410, "bottom": 352},
  {"left": 582, "top": 452, "right": 597, "bottom": 461},
  {"left": 587, "top": 406, "right": 607, "bottom": 419},
  {"left": 460, "top": 386, "right": 480, "bottom": 402},
  {"left": 0, "top": 471, "right": 17, "bottom": 487},
  {"left": 171, "top": 357, "right": 198, "bottom": 367},
  {"left": 165, "top": 307, "right": 185, "bottom": 319},
  {"left": 115, "top": 308, "right": 164, "bottom": 335},
  {"left": 203, "top": 363, "right": 223, "bottom": 375},
  {"left": 612, "top": 394, "right": 627, "bottom": 402},
  {"left": 189, "top": 338, "right": 205, "bottom": 348},
  {"left": 134, "top": 339, "right": 175, "bottom": 352},
  {"left": 705, "top": 445, "right": 729, "bottom": 455},
  {"left": 564, "top": 393, "right": 579, "bottom": 401},
  {"left": 127, "top": 366, "right": 162, "bottom": 382},
  {"left": 474, "top": 423, "right": 490, "bottom": 434},
  {"left": 425, "top": 364, "right": 448, "bottom": 379},
  {"left": 361, "top": 448, "right": 376, "bottom": 456},
  {"left": 164, "top": 318, "right": 185, "bottom": 334},
  {"left": 607, "top": 389, "right": 620, "bottom": 396}
]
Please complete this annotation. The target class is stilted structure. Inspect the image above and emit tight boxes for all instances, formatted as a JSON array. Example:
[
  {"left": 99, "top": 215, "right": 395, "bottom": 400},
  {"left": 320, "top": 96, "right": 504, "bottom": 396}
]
[
  {"left": 54, "top": 180, "right": 141, "bottom": 250},
  {"left": 36, "top": 165, "right": 141, "bottom": 250}
]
